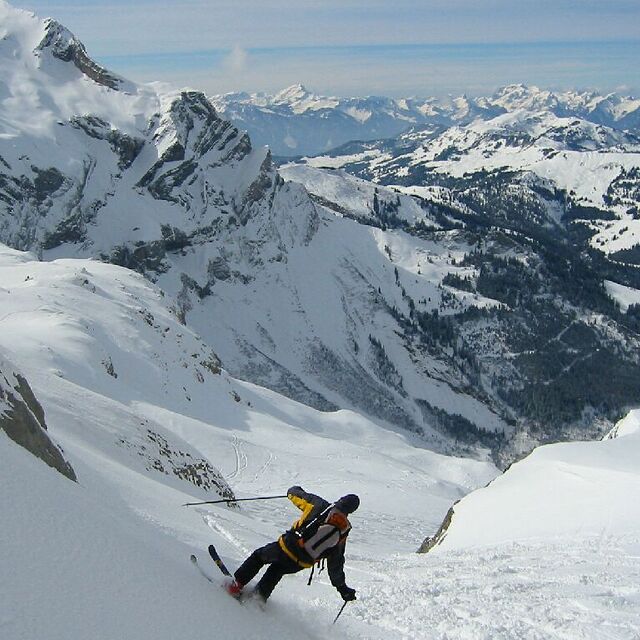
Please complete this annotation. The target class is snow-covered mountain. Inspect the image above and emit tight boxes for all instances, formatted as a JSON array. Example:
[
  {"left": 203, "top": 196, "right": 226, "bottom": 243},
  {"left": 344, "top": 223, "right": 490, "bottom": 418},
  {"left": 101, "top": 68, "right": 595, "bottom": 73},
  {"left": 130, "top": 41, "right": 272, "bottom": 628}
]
[
  {"left": 303, "top": 109, "right": 640, "bottom": 258},
  {"left": 211, "top": 83, "right": 640, "bottom": 157},
  {"left": 0, "top": 2, "right": 514, "bottom": 457},
  {"left": 3, "top": 1, "right": 640, "bottom": 460},
  {"left": 486, "top": 84, "right": 640, "bottom": 132},
  {"left": 286, "top": 109, "right": 640, "bottom": 455}
]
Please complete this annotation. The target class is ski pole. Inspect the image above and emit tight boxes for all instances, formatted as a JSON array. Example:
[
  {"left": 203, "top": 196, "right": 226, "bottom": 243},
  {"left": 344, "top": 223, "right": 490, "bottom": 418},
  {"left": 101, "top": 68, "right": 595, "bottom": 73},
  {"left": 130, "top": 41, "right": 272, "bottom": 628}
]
[
  {"left": 333, "top": 601, "right": 348, "bottom": 625},
  {"left": 182, "top": 494, "right": 288, "bottom": 507}
]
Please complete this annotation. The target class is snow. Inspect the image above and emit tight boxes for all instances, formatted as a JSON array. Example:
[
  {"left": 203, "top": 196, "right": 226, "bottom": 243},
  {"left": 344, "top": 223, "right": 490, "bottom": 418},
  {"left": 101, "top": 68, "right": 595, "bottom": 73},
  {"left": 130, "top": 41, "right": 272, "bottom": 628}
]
[
  {"left": 613, "top": 98, "right": 640, "bottom": 119},
  {"left": 430, "top": 410, "right": 640, "bottom": 552},
  {"left": 358, "top": 537, "right": 640, "bottom": 640},
  {"left": 0, "top": 432, "right": 304, "bottom": 640},
  {"left": 421, "top": 121, "right": 640, "bottom": 207},
  {"left": 280, "top": 163, "right": 426, "bottom": 225},
  {"left": 344, "top": 106, "right": 373, "bottom": 123},
  {"left": 302, "top": 149, "right": 386, "bottom": 169},
  {"left": 0, "top": 243, "right": 503, "bottom": 639},
  {"left": 182, "top": 168, "right": 509, "bottom": 438},
  {"left": 605, "top": 280, "right": 640, "bottom": 312},
  {"left": 2, "top": 238, "right": 640, "bottom": 638}
]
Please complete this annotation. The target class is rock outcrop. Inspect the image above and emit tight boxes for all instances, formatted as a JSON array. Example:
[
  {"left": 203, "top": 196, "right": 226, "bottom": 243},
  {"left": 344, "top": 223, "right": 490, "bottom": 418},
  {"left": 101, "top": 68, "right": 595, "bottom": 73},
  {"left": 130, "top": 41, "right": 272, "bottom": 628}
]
[{"left": 0, "top": 358, "right": 76, "bottom": 481}]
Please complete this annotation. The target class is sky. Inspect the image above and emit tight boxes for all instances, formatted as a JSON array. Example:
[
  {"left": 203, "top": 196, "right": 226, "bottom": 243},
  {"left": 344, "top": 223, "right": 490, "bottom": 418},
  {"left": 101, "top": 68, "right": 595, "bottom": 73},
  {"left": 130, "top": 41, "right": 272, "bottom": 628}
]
[{"left": 9, "top": 0, "right": 640, "bottom": 98}]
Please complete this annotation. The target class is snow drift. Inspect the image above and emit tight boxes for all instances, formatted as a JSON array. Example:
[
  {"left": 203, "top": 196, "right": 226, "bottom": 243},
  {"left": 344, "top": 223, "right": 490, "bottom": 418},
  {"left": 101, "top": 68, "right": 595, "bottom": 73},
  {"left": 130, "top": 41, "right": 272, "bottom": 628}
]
[{"left": 422, "top": 410, "right": 640, "bottom": 552}]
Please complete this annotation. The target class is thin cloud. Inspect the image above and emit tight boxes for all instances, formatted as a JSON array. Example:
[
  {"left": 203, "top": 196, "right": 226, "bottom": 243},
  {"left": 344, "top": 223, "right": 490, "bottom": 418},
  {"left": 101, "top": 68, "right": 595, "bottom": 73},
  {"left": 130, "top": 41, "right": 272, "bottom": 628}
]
[{"left": 223, "top": 46, "right": 249, "bottom": 75}]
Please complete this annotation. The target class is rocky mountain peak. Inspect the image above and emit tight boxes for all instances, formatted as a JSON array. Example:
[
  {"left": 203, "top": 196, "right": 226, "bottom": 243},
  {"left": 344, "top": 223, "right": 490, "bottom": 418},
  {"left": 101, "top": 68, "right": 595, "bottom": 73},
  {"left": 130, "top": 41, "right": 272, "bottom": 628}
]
[
  {"left": 495, "top": 83, "right": 539, "bottom": 98},
  {"left": 35, "top": 18, "right": 123, "bottom": 90},
  {"left": 273, "top": 83, "right": 311, "bottom": 104}
]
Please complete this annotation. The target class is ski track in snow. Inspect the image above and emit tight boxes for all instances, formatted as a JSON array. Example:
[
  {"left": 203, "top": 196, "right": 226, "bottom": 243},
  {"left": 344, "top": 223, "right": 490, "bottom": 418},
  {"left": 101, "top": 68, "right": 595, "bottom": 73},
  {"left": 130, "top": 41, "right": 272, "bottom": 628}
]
[
  {"left": 226, "top": 435, "right": 249, "bottom": 480},
  {"left": 203, "top": 513, "right": 253, "bottom": 557},
  {"left": 252, "top": 450, "right": 275, "bottom": 482}
]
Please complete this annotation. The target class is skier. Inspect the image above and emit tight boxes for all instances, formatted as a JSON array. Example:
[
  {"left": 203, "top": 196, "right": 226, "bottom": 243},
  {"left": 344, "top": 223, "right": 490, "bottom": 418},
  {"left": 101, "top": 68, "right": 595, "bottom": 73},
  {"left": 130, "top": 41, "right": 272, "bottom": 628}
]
[{"left": 225, "top": 486, "right": 360, "bottom": 603}]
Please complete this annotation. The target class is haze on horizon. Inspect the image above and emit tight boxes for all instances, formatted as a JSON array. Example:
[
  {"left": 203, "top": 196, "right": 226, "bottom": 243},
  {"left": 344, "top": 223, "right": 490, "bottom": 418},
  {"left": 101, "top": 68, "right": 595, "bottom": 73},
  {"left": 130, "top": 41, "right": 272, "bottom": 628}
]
[{"left": 7, "top": 0, "right": 640, "bottom": 98}]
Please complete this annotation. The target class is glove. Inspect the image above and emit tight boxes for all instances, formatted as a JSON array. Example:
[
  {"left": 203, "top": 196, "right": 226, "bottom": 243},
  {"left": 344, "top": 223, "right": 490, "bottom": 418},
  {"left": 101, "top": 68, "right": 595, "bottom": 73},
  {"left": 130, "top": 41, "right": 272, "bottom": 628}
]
[{"left": 337, "top": 584, "right": 356, "bottom": 602}]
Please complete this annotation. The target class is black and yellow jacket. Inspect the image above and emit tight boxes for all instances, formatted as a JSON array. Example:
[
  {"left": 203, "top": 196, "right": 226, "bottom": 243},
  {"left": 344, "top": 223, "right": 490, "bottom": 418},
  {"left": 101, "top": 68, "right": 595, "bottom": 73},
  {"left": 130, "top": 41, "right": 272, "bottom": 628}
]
[{"left": 278, "top": 486, "right": 350, "bottom": 588}]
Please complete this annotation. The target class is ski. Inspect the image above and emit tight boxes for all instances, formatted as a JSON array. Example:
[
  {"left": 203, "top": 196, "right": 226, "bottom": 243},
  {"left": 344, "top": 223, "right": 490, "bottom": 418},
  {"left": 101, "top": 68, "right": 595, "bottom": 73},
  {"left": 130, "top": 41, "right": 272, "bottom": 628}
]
[
  {"left": 208, "top": 544, "right": 232, "bottom": 577},
  {"left": 192, "top": 546, "right": 264, "bottom": 608},
  {"left": 190, "top": 554, "right": 217, "bottom": 584}
]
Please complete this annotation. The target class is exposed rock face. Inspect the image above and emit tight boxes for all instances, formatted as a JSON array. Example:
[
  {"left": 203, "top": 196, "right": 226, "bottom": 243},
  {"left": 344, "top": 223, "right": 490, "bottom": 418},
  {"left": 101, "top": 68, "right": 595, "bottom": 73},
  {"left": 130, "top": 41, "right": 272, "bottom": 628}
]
[
  {"left": 417, "top": 505, "right": 455, "bottom": 553},
  {"left": 36, "top": 19, "right": 123, "bottom": 90},
  {"left": 118, "top": 429, "right": 235, "bottom": 500},
  {"left": 0, "top": 358, "right": 76, "bottom": 481},
  {"left": 70, "top": 116, "right": 145, "bottom": 170}
]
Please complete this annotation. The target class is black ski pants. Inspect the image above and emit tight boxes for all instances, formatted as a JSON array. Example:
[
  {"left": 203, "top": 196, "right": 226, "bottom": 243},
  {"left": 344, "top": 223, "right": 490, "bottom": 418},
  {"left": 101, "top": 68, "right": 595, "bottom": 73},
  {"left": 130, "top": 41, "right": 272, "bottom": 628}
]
[{"left": 234, "top": 541, "right": 302, "bottom": 600}]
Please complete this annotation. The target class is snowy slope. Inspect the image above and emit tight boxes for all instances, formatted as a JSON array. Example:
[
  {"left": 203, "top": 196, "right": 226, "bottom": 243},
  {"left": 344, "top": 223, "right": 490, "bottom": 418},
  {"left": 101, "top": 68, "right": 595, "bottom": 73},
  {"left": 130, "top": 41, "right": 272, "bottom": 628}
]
[
  {"left": 279, "top": 163, "right": 433, "bottom": 227},
  {"left": 7, "top": 425, "right": 638, "bottom": 640},
  {"left": 425, "top": 410, "right": 640, "bottom": 552},
  {"left": 3, "top": 244, "right": 638, "bottom": 639},
  {"left": 0, "top": 243, "right": 500, "bottom": 639},
  {"left": 0, "top": 243, "right": 496, "bottom": 513}
]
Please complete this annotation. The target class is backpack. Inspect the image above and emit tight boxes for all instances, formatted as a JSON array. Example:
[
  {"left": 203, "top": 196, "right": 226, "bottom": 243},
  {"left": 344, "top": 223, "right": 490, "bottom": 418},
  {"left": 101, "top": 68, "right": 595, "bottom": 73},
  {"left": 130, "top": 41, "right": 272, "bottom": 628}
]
[{"left": 296, "top": 506, "right": 350, "bottom": 561}]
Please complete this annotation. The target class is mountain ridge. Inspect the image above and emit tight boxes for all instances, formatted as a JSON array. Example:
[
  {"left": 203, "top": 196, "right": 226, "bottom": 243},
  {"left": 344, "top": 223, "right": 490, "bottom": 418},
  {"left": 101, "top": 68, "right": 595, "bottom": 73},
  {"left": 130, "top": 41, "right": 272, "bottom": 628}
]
[
  {"left": 211, "top": 83, "right": 640, "bottom": 157},
  {"left": 2, "top": 1, "right": 640, "bottom": 464},
  {"left": 2, "top": 2, "right": 486, "bottom": 455}
]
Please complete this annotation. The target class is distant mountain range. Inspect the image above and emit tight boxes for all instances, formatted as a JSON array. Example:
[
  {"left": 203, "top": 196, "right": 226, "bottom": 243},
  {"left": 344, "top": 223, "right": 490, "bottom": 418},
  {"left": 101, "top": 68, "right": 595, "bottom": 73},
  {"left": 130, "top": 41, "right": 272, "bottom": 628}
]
[
  {"left": 211, "top": 83, "right": 640, "bottom": 157},
  {"left": 299, "top": 108, "right": 640, "bottom": 260}
]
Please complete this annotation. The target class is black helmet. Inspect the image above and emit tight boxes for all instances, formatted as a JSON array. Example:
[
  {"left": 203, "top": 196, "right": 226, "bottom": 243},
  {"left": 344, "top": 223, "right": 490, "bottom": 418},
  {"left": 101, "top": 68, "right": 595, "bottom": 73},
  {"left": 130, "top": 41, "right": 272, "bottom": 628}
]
[{"left": 335, "top": 494, "right": 360, "bottom": 514}]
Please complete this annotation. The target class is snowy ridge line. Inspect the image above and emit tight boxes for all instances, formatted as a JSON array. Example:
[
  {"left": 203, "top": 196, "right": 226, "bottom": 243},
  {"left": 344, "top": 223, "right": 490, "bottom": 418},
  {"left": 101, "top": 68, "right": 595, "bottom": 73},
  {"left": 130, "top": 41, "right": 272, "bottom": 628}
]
[{"left": 212, "top": 83, "right": 640, "bottom": 158}]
